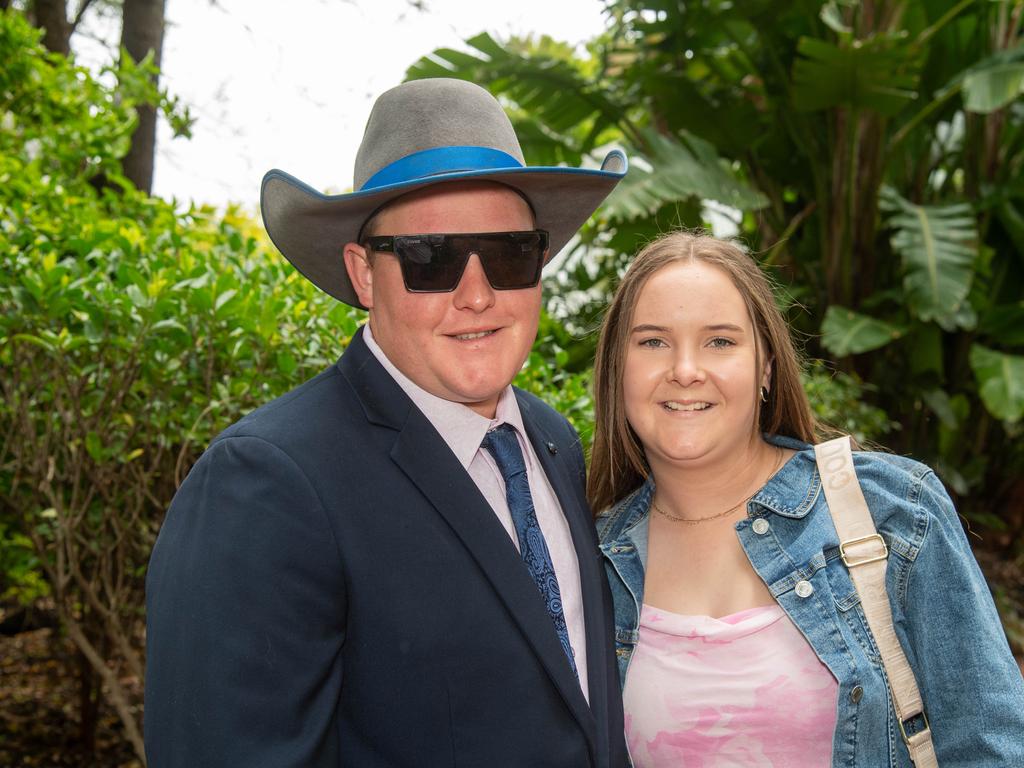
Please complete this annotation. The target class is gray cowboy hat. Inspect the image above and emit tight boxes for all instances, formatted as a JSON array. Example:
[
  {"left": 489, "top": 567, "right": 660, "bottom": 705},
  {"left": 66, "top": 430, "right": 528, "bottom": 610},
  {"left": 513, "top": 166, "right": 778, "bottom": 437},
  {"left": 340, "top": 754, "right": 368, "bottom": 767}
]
[{"left": 260, "top": 77, "right": 628, "bottom": 308}]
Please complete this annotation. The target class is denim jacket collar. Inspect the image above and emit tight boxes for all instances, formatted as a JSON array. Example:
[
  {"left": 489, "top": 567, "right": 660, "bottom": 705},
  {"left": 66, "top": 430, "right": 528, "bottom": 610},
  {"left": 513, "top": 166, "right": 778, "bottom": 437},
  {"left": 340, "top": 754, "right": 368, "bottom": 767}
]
[
  {"left": 597, "top": 434, "right": 822, "bottom": 548},
  {"left": 748, "top": 434, "right": 822, "bottom": 519},
  {"left": 596, "top": 480, "right": 651, "bottom": 543}
]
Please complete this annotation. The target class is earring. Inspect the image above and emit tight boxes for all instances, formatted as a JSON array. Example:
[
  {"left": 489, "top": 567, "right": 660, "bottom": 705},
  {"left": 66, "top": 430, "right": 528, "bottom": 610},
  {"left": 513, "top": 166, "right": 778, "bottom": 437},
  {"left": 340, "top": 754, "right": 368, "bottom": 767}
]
[{"left": 759, "top": 386, "right": 769, "bottom": 403}]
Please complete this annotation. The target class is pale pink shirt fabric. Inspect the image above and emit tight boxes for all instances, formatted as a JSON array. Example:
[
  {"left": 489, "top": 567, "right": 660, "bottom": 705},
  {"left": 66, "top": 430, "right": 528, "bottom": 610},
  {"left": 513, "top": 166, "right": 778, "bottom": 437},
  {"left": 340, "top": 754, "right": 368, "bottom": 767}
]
[
  {"left": 362, "top": 324, "right": 589, "bottom": 700},
  {"left": 623, "top": 603, "right": 838, "bottom": 767}
]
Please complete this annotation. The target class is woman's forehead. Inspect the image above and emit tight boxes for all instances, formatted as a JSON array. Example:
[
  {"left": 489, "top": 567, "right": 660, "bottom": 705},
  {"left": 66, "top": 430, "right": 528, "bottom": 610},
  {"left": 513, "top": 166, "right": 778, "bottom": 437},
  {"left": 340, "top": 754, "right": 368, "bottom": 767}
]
[{"left": 634, "top": 261, "right": 751, "bottom": 324}]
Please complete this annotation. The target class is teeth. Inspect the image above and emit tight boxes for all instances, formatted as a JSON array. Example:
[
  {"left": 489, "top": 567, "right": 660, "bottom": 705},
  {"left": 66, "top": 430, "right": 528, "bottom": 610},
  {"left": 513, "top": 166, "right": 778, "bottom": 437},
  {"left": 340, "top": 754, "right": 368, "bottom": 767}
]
[
  {"left": 664, "top": 401, "right": 711, "bottom": 412},
  {"left": 455, "top": 331, "right": 493, "bottom": 340}
]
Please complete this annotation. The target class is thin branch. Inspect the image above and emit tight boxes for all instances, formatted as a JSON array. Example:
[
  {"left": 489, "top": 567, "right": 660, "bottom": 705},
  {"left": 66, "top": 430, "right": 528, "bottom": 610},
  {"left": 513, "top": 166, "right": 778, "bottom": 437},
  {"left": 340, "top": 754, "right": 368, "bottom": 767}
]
[
  {"left": 175, "top": 401, "right": 216, "bottom": 487},
  {"left": 68, "top": 555, "right": 146, "bottom": 684},
  {"left": 763, "top": 201, "right": 818, "bottom": 265},
  {"left": 917, "top": 0, "right": 978, "bottom": 46},
  {"left": 888, "top": 84, "right": 962, "bottom": 152},
  {"left": 64, "top": 616, "right": 146, "bottom": 763}
]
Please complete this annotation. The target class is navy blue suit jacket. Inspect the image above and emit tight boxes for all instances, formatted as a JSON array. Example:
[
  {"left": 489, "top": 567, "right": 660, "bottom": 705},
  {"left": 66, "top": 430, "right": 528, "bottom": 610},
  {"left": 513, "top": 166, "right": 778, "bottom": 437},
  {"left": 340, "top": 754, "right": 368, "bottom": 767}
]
[{"left": 145, "top": 329, "right": 626, "bottom": 767}]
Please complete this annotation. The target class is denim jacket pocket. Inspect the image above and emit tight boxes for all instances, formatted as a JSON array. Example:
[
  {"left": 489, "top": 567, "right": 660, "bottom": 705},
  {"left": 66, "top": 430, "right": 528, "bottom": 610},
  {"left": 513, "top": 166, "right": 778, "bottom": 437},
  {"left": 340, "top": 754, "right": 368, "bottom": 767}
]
[{"left": 824, "top": 554, "right": 885, "bottom": 668}]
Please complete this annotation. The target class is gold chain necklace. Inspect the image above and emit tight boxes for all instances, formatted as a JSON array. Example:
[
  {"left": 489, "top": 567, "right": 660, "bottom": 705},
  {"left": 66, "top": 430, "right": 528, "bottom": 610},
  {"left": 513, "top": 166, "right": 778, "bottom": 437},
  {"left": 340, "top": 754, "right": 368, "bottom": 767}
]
[{"left": 650, "top": 448, "right": 785, "bottom": 525}]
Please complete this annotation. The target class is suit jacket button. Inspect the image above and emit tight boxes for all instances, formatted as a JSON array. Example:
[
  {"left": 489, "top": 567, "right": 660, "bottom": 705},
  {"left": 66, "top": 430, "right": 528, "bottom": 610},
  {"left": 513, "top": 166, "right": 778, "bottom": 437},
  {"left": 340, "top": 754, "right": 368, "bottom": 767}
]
[{"left": 546, "top": 442, "right": 558, "bottom": 455}]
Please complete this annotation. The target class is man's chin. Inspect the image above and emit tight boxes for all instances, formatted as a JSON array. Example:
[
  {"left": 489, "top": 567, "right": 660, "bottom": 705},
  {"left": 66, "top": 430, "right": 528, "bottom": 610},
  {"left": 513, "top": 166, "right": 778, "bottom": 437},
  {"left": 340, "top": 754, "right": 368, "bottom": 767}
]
[{"left": 446, "top": 384, "right": 507, "bottom": 419}]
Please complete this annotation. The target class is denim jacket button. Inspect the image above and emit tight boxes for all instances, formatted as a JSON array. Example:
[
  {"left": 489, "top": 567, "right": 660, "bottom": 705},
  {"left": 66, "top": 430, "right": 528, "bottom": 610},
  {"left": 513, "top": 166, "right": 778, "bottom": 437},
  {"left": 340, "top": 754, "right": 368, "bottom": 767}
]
[
  {"left": 850, "top": 685, "right": 864, "bottom": 703},
  {"left": 795, "top": 580, "right": 814, "bottom": 598},
  {"left": 752, "top": 518, "right": 770, "bottom": 535}
]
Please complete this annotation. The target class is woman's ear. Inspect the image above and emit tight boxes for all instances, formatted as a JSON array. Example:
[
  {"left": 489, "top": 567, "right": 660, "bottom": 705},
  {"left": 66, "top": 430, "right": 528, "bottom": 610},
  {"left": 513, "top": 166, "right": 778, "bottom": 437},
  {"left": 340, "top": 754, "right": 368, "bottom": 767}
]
[
  {"left": 343, "top": 243, "right": 374, "bottom": 309},
  {"left": 761, "top": 358, "right": 773, "bottom": 393}
]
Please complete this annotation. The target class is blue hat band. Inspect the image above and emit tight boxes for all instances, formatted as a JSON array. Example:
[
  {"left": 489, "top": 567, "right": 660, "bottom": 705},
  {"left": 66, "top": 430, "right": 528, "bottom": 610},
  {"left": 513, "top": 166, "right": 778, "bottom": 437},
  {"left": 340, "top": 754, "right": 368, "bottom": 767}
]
[{"left": 360, "top": 146, "right": 524, "bottom": 191}]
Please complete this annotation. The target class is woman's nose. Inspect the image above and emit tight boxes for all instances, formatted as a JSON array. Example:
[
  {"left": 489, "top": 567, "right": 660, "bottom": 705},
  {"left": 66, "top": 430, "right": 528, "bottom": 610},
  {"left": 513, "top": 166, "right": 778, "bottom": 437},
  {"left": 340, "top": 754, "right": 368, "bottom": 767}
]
[{"left": 668, "top": 347, "right": 705, "bottom": 386}]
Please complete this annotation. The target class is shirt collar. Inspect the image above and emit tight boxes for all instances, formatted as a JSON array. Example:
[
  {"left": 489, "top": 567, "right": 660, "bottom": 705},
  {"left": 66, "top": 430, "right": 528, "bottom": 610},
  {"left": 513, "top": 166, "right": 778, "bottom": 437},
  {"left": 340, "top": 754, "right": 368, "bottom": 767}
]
[{"left": 362, "top": 323, "right": 525, "bottom": 469}]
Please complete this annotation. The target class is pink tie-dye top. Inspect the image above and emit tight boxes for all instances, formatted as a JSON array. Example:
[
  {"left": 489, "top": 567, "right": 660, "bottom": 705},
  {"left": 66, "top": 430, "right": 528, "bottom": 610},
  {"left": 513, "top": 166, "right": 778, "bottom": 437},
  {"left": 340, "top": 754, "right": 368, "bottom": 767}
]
[{"left": 623, "top": 603, "right": 838, "bottom": 767}]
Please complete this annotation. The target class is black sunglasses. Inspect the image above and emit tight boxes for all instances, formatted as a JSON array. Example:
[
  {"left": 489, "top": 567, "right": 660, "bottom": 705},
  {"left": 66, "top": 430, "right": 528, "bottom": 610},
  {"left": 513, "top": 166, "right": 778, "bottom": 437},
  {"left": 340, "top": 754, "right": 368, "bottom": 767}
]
[{"left": 363, "top": 230, "right": 549, "bottom": 293}]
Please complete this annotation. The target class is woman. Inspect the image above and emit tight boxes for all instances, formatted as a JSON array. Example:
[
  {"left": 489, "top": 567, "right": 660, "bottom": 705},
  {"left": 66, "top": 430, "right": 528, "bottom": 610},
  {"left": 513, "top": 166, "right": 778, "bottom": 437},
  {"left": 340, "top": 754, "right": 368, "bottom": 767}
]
[{"left": 591, "top": 231, "right": 1024, "bottom": 767}]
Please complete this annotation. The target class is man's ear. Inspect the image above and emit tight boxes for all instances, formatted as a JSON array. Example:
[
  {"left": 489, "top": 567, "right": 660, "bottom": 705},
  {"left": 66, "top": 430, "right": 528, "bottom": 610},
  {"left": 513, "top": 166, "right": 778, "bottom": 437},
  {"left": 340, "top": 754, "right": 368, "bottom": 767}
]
[{"left": 343, "top": 243, "right": 374, "bottom": 309}]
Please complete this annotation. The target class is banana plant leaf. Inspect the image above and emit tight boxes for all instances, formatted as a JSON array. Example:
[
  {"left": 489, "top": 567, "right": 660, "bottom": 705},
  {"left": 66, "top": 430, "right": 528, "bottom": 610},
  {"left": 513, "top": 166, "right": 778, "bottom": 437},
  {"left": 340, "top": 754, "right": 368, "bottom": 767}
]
[
  {"left": 791, "top": 34, "right": 920, "bottom": 116},
  {"left": 979, "top": 303, "right": 1024, "bottom": 347},
  {"left": 969, "top": 345, "right": 1024, "bottom": 423},
  {"left": 602, "top": 128, "right": 767, "bottom": 222},
  {"left": 821, "top": 305, "right": 905, "bottom": 356},
  {"left": 921, "top": 388, "right": 960, "bottom": 430},
  {"left": 879, "top": 186, "right": 978, "bottom": 331},
  {"left": 962, "top": 47, "right": 1024, "bottom": 114}
]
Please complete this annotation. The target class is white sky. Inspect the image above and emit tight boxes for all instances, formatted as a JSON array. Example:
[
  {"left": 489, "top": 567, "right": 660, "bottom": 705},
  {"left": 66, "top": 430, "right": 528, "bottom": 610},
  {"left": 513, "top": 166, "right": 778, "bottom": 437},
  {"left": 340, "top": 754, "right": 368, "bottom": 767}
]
[{"left": 79, "top": 0, "right": 610, "bottom": 210}]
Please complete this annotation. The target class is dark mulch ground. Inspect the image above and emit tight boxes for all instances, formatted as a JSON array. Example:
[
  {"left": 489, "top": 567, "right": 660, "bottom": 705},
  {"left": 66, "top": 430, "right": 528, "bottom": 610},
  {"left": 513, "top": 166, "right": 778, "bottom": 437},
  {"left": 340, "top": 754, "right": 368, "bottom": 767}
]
[{"left": 0, "top": 627, "right": 141, "bottom": 768}]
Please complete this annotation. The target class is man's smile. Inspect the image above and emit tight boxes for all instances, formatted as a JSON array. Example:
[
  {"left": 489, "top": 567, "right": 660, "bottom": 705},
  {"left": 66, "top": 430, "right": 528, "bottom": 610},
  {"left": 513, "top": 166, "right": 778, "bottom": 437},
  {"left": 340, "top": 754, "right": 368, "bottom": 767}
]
[{"left": 452, "top": 329, "right": 498, "bottom": 341}]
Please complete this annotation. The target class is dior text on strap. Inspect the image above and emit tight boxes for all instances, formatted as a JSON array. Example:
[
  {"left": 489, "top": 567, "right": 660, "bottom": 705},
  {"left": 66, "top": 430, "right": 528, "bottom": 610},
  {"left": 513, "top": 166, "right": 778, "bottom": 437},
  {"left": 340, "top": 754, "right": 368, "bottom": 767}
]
[{"left": 814, "top": 436, "right": 938, "bottom": 768}]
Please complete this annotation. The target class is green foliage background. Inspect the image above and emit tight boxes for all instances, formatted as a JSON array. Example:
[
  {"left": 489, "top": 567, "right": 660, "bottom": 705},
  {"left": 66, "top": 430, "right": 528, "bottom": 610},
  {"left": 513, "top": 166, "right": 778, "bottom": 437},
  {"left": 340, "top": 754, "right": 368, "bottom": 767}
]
[
  {"left": 407, "top": 0, "right": 1024, "bottom": 523},
  {"left": 402, "top": 0, "right": 1024, "bottom": 658},
  {"left": 1, "top": 1, "right": 1022, "bottom": 760}
]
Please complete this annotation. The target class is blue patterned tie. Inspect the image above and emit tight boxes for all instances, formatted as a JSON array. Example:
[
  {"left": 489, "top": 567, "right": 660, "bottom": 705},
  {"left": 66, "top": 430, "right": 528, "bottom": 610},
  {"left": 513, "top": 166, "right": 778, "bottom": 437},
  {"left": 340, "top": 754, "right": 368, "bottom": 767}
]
[{"left": 482, "top": 424, "right": 578, "bottom": 677}]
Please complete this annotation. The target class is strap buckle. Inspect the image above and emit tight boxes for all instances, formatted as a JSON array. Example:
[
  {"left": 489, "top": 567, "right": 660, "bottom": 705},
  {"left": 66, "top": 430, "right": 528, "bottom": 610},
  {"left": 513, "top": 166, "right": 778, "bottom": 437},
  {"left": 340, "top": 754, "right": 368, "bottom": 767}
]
[
  {"left": 898, "top": 709, "right": 931, "bottom": 747},
  {"left": 840, "top": 533, "right": 888, "bottom": 568}
]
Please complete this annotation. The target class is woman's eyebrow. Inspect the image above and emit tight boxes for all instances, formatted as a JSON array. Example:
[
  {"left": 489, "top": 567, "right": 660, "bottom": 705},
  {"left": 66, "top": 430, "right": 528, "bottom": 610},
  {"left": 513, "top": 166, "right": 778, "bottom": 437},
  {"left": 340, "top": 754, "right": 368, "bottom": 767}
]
[
  {"left": 630, "top": 324, "right": 671, "bottom": 334},
  {"left": 629, "top": 322, "right": 746, "bottom": 333}
]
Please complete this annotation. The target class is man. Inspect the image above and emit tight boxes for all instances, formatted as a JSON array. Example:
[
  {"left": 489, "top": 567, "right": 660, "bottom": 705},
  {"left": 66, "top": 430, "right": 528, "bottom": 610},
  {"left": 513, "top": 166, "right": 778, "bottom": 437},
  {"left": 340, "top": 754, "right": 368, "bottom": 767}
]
[{"left": 144, "top": 78, "right": 628, "bottom": 767}]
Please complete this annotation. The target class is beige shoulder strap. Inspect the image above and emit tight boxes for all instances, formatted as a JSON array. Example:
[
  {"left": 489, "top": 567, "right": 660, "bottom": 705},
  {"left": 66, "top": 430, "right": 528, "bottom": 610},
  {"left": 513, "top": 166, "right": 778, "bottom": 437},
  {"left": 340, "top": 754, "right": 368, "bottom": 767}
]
[{"left": 814, "top": 436, "right": 938, "bottom": 767}]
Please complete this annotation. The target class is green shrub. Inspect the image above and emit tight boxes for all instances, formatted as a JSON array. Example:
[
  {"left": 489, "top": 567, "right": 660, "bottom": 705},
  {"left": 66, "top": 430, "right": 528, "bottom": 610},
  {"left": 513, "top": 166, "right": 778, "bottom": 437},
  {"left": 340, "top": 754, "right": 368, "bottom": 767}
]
[{"left": 0, "top": 11, "right": 362, "bottom": 757}]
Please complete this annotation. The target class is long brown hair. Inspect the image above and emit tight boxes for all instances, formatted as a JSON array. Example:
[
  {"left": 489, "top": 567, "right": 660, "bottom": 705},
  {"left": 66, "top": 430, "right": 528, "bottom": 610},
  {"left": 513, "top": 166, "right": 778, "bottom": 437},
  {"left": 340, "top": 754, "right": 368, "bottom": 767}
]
[{"left": 588, "top": 230, "right": 822, "bottom": 513}]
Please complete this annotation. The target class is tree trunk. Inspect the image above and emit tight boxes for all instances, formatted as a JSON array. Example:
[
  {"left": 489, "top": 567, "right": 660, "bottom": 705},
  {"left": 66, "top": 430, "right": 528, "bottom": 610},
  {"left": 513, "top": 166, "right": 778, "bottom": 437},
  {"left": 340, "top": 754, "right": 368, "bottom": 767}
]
[
  {"left": 34, "top": 0, "right": 71, "bottom": 55},
  {"left": 120, "top": 0, "right": 167, "bottom": 195},
  {"left": 77, "top": 645, "right": 100, "bottom": 753}
]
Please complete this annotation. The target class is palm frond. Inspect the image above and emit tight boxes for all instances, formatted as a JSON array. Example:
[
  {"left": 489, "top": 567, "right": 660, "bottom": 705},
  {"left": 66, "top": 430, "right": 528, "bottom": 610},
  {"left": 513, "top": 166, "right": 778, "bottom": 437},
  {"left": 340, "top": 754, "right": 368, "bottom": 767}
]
[
  {"left": 406, "top": 33, "right": 628, "bottom": 159},
  {"left": 602, "top": 129, "right": 767, "bottom": 222}
]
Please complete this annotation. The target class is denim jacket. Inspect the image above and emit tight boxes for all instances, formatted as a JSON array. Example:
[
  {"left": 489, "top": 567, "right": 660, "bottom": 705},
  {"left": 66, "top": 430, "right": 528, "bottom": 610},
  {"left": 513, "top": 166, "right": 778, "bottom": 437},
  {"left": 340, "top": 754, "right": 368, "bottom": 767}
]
[{"left": 597, "top": 435, "right": 1024, "bottom": 767}]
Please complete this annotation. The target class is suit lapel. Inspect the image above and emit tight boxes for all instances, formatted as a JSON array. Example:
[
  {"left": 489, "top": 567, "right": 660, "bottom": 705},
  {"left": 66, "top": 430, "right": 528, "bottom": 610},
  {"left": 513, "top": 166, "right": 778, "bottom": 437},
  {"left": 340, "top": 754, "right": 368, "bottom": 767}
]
[{"left": 339, "top": 332, "right": 597, "bottom": 757}]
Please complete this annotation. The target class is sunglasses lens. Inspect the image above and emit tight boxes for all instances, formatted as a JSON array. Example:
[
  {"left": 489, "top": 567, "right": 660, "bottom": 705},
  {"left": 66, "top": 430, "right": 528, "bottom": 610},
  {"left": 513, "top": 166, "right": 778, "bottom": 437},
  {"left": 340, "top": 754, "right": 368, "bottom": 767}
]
[
  {"left": 390, "top": 231, "right": 548, "bottom": 292},
  {"left": 451, "top": 231, "right": 547, "bottom": 290},
  {"left": 395, "top": 236, "right": 468, "bottom": 292}
]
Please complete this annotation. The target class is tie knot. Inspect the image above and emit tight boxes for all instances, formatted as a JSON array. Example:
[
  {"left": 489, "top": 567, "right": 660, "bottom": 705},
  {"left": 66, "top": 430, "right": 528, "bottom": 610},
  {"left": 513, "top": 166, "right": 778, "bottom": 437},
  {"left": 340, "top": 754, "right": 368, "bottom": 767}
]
[{"left": 482, "top": 424, "right": 527, "bottom": 480}]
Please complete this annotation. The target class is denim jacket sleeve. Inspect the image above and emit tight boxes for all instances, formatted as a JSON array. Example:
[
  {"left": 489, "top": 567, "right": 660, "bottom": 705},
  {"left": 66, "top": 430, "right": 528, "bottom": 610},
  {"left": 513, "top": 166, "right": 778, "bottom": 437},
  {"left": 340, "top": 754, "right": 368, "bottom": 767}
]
[{"left": 895, "top": 470, "right": 1024, "bottom": 765}]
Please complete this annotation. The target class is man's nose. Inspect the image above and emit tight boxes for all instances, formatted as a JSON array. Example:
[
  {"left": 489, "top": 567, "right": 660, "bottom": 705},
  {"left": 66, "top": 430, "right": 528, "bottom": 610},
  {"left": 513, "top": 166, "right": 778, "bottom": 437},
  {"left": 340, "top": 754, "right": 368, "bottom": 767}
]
[{"left": 452, "top": 253, "right": 496, "bottom": 312}]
